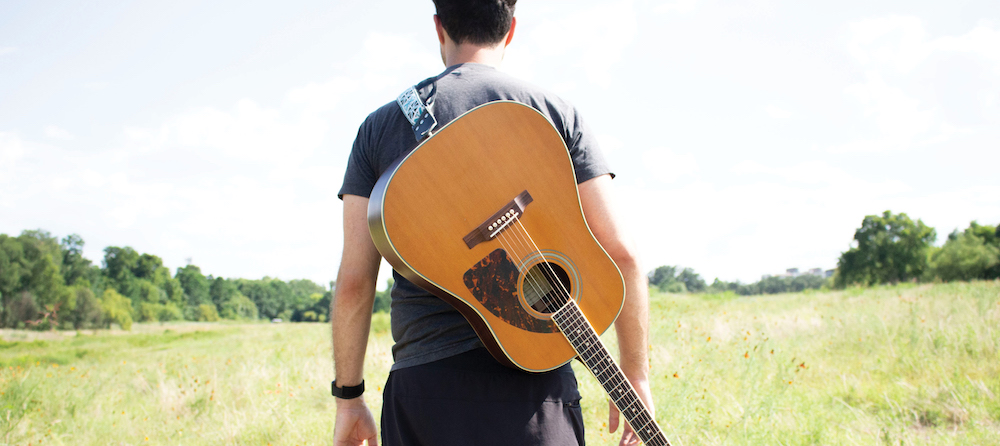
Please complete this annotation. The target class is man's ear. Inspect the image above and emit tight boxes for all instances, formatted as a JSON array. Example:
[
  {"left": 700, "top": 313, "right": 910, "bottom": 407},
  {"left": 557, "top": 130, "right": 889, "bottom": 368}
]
[
  {"left": 504, "top": 16, "right": 517, "bottom": 47},
  {"left": 434, "top": 14, "right": 446, "bottom": 45}
]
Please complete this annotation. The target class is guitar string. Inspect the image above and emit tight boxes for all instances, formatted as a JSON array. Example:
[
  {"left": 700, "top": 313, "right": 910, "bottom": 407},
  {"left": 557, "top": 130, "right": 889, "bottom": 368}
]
[
  {"left": 510, "top": 219, "right": 575, "bottom": 312},
  {"left": 502, "top": 220, "right": 667, "bottom": 444},
  {"left": 492, "top": 217, "right": 668, "bottom": 445},
  {"left": 492, "top": 217, "right": 563, "bottom": 314},
  {"left": 498, "top": 217, "right": 566, "bottom": 312},
  {"left": 498, "top": 222, "right": 551, "bottom": 305},
  {"left": 503, "top": 215, "right": 574, "bottom": 311},
  {"left": 494, "top": 225, "right": 552, "bottom": 310},
  {"left": 464, "top": 183, "right": 551, "bottom": 312}
]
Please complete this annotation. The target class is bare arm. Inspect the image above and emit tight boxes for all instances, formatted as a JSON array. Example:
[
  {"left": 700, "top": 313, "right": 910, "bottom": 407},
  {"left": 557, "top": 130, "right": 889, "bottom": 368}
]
[
  {"left": 331, "top": 194, "right": 382, "bottom": 446},
  {"left": 578, "top": 174, "right": 652, "bottom": 446}
]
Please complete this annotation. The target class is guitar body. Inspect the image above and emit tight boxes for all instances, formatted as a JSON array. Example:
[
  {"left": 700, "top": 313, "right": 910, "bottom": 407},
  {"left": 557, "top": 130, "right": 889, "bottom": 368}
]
[{"left": 367, "top": 101, "right": 625, "bottom": 372}]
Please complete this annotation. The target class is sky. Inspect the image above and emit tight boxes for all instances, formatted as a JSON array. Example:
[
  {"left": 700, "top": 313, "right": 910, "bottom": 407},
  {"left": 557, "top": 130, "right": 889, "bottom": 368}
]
[{"left": 1, "top": 0, "right": 998, "bottom": 288}]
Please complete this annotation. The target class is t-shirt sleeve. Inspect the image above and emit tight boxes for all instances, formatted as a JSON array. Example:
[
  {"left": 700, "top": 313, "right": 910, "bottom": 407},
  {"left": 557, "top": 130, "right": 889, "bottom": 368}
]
[
  {"left": 565, "top": 109, "right": 614, "bottom": 184},
  {"left": 338, "top": 118, "right": 380, "bottom": 200}
]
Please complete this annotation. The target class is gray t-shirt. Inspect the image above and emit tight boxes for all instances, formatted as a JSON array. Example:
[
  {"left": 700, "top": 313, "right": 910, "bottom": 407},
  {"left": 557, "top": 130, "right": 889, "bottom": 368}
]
[{"left": 339, "top": 63, "right": 612, "bottom": 370}]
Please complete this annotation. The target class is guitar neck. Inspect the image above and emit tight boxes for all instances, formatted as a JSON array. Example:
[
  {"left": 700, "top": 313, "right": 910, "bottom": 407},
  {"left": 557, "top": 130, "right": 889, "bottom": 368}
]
[{"left": 552, "top": 302, "right": 671, "bottom": 446}]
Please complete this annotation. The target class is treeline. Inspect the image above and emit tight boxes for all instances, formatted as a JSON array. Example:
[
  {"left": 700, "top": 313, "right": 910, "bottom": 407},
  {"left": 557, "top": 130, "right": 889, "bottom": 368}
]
[
  {"left": 835, "top": 212, "right": 999, "bottom": 286},
  {"left": 647, "top": 212, "right": 999, "bottom": 296},
  {"left": 647, "top": 265, "right": 829, "bottom": 296},
  {"left": 0, "top": 230, "right": 337, "bottom": 330}
]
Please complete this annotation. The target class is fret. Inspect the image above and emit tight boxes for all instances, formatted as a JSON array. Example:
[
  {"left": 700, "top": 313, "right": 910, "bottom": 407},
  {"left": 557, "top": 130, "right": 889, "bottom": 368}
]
[{"left": 553, "top": 302, "right": 671, "bottom": 446}]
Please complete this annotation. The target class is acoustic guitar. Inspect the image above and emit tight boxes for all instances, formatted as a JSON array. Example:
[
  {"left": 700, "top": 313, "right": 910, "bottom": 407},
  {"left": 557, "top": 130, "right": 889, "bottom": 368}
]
[{"left": 368, "top": 101, "right": 670, "bottom": 446}]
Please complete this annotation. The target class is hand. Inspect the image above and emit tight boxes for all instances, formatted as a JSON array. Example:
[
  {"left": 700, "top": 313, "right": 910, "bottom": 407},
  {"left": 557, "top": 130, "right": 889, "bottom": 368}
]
[
  {"left": 608, "top": 378, "right": 655, "bottom": 446},
  {"left": 334, "top": 398, "right": 378, "bottom": 446}
]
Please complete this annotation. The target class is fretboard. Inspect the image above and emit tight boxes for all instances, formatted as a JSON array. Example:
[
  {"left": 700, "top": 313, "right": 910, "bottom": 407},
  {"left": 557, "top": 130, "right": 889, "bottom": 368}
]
[{"left": 552, "top": 301, "right": 671, "bottom": 446}]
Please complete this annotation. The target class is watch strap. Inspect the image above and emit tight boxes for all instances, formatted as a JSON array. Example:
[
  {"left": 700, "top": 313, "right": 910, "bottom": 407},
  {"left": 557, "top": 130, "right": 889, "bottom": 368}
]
[{"left": 331, "top": 380, "right": 365, "bottom": 399}]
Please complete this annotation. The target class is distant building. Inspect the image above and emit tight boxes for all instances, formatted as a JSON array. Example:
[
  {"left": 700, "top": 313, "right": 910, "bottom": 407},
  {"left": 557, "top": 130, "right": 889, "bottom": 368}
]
[{"left": 767, "top": 267, "right": 829, "bottom": 279}]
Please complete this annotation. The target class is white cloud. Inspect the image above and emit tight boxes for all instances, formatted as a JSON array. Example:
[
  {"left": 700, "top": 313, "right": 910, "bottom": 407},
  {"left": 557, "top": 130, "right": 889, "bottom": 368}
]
[
  {"left": 641, "top": 148, "right": 698, "bottom": 183},
  {"left": 835, "top": 71, "right": 936, "bottom": 152},
  {"left": 0, "top": 47, "right": 16, "bottom": 56},
  {"left": 935, "top": 21, "right": 1000, "bottom": 71},
  {"left": 351, "top": 32, "right": 440, "bottom": 93},
  {"left": 846, "top": 16, "right": 931, "bottom": 74},
  {"left": 764, "top": 104, "right": 792, "bottom": 120},
  {"left": 0, "top": 132, "right": 26, "bottom": 164},
  {"left": 848, "top": 17, "right": 1000, "bottom": 74},
  {"left": 730, "top": 160, "right": 910, "bottom": 193},
  {"left": 510, "top": 0, "right": 638, "bottom": 88},
  {"left": 653, "top": 0, "right": 700, "bottom": 14},
  {"left": 836, "top": 17, "right": 1000, "bottom": 153},
  {"left": 44, "top": 125, "right": 75, "bottom": 141},
  {"left": 166, "top": 99, "right": 327, "bottom": 165}
]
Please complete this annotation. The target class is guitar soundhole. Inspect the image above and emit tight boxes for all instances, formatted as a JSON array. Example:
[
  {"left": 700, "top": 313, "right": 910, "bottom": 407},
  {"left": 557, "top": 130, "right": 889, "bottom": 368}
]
[{"left": 522, "top": 262, "right": 572, "bottom": 314}]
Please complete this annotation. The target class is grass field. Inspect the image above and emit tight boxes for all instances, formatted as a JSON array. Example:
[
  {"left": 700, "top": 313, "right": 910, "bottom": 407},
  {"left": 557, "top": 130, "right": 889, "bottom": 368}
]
[{"left": 1, "top": 281, "right": 997, "bottom": 445}]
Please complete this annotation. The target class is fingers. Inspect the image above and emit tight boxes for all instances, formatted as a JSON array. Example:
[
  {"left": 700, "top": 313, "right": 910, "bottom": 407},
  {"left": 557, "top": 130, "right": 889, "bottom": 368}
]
[
  {"left": 608, "top": 399, "right": 620, "bottom": 433},
  {"left": 333, "top": 400, "right": 378, "bottom": 446},
  {"left": 610, "top": 400, "right": 642, "bottom": 446},
  {"left": 618, "top": 427, "right": 640, "bottom": 446}
]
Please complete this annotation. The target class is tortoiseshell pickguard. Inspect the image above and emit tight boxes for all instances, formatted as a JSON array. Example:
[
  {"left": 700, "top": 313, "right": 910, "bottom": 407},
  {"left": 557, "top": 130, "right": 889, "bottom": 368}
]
[{"left": 463, "top": 249, "right": 557, "bottom": 334}]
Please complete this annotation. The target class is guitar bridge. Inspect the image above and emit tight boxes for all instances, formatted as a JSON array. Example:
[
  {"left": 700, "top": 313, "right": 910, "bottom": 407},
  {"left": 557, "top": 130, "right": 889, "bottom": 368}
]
[{"left": 463, "top": 191, "right": 533, "bottom": 249}]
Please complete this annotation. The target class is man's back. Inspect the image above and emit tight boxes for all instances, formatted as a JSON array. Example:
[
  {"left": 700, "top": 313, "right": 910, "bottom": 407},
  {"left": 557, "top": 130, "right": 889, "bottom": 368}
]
[{"left": 339, "top": 62, "right": 612, "bottom": 371}]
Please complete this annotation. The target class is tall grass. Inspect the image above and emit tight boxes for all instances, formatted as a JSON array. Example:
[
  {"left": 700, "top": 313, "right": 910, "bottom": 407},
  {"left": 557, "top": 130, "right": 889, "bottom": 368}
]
[
  {"left": 574, "top": 280, "right": 1000, "bottom": 445},
  {"left": 1, "top": 282, "right": 997, "bottom": 445}
]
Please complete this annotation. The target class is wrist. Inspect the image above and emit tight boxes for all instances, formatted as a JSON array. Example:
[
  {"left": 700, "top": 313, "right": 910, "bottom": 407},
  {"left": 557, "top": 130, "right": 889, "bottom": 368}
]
[{"left": 331, "top": 379, "right": 365, "bottom": 399}]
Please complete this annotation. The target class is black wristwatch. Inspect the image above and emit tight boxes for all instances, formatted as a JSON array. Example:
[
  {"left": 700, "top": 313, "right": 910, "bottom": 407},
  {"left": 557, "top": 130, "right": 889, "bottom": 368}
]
[{"left": 331, "top": 380, "right": 365, "bottom": 399}]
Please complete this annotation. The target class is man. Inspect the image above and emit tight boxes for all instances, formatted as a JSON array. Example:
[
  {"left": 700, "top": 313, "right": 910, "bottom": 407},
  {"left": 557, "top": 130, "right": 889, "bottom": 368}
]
[{"left": 332, "top": 1, "right": 654, "bottom": 445}]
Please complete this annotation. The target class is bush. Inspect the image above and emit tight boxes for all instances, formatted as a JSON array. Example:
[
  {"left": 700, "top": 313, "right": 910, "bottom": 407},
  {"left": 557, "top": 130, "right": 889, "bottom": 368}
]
[
  {"left": 660, "top": 281, "right": 687, "bottom": 294},
  {"left": 100, "top": 289, "right": 133, "bottom": 330},
  {"left": 139, "top": 302, "right": 183, "bottom": 322},
  {"left": 219, "top": 293, "right": 258, "bottom": 320},
  {"left": 70, "top": 286, "right": 103, "bottom": 329},
  {"left": 197, "top": 304, "right": 220, "bottom": 322},
  {"left": 930, "top": 228, "right": 999, "bottom": 281}
]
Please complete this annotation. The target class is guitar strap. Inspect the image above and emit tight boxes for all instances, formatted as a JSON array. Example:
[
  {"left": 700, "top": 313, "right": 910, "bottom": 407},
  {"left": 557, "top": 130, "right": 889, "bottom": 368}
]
[{"left": 396, "top": 81, "right": 438, "bottom": 142}]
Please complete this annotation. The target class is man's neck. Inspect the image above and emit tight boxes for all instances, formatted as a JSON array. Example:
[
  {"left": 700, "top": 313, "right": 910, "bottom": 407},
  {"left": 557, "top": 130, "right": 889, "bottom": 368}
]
[{"left": 443, "top": 42, "right": 506, "bottom": 68}]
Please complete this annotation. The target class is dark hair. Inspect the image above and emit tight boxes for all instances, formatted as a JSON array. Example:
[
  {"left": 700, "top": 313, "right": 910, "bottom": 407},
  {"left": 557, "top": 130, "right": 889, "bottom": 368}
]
[{"left": 433, "top": 0, "right": 517, "bottom": 45}]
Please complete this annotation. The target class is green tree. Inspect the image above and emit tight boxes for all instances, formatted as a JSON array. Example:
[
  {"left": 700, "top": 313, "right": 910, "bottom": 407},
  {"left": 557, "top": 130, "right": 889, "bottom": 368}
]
[
  {"left": 835, "top": 211, "right": 936, "bottom": 287},
  {"left": 60, "top": 234, "right": 95, "bottom": 287},
  {"left": 676, "top": 267, "right": 706, "bottom": 293},
  {"left": 102, "top": 246, "right": 144, "bottom": 302},
  {"left": 209, "top": 277, "right": 239, "bottom": 308},
  {"left": 100, "top": 288, "right": 133, "bottom": 330},
  {"left": 647, "top": 265, "right": 705, "bottom": 293},
  {"left": 288, "top": 279, "right": 326, "bottom": 321},
  {"left": 647, "top": 266, "right": 677, "bottom": 287},
  {"left": 176, "top": 265, "right": 211, "bottom": 317},
  {"left": 133, "top": 253, "right": 164, "bottom": 281},
  {"left": 69, "top": 285, "right": 102, "bottom": 329},
  {"left": 219, "top": 292, "right": 259, "bottom": 320},
  {"left": 930, "top": 224, "right": 1000, "bottom": 282},
  {"left": 236, "top": 277, "right": 293, "bottom": 320},
  {"left": 196, "top": 304, "right": 220, "bottom": 322}
]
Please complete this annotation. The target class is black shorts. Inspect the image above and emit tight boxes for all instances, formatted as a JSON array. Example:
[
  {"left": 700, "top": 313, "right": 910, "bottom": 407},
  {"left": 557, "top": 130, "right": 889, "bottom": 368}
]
[{"left": 381, "top": 348, "right": 586, "bottom": 446}]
